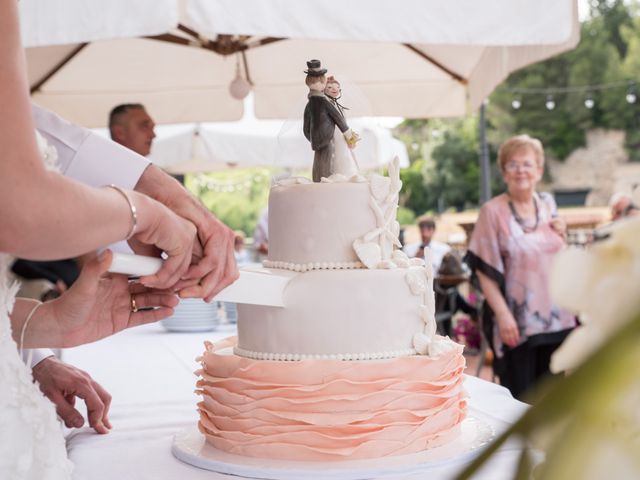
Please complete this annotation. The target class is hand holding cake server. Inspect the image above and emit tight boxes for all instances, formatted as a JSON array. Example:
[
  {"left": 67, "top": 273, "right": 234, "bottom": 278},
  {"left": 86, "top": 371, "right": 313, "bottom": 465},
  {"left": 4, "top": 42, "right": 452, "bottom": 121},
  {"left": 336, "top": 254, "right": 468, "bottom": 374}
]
[{"left": 20, "top": 103, "right": 240, "bottom": 434}]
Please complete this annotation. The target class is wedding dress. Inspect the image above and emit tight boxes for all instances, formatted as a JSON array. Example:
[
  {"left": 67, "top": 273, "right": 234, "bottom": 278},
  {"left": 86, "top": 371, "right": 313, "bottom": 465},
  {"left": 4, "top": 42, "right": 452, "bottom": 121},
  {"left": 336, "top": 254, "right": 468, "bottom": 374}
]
[
  {"left": 327, "top": 98, "right": 358, "bottom": 178},
  {"left": 332, "top": 125, "right": 358, "bottom": 177},
  {"left": 0, "top": 132, "right": 73, "bottom": 479}
]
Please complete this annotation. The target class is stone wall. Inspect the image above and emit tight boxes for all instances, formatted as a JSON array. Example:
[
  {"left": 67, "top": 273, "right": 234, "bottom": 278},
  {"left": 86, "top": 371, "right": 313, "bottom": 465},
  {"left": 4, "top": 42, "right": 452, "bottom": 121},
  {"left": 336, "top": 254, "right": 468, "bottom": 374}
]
[{"left": 546, "top": 129, "right": 633, "bottom": 206}]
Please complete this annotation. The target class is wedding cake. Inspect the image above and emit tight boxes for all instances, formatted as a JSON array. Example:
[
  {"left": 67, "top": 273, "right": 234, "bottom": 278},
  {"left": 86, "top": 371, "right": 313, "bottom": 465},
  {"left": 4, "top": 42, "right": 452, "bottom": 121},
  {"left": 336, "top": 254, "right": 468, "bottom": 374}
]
[{"left": 196, "top": 159, "right": 467, "bottom": 461}]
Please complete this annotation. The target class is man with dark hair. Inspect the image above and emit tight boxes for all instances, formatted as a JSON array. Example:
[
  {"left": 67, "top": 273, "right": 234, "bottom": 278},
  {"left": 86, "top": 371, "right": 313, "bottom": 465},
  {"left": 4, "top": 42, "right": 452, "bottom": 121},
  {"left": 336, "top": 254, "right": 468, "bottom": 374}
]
[
  {"left": 109, "top": 103, "right": 156, "bottom": 156},
  {"left": 403, "top": 216, "right": 451, "bottom": 272},
  {"left": 417, "top": 217, "right": 436, "bottom": 231}
]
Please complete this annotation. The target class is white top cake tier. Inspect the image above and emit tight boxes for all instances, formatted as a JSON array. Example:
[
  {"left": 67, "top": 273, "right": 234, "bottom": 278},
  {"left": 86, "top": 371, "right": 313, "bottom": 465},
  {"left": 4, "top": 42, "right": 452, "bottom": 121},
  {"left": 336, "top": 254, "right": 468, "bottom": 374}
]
[{"left": 266, "top": 178, "right": 374, "bottom": 269}]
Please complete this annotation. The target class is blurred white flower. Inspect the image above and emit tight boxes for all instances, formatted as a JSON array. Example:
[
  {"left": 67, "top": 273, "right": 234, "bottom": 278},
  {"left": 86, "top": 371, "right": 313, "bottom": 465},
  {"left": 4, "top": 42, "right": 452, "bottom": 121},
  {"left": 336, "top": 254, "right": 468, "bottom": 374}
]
[{"left": 550, "top": 217, "right": 640, "bottom": 373}]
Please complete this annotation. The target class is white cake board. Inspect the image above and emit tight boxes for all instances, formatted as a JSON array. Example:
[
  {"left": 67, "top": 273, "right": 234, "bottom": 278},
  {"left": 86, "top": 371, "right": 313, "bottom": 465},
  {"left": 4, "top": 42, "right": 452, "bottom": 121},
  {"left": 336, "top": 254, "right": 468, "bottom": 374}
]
[{"left": 172, "top": 414, "right": 495, "bottom": 480}]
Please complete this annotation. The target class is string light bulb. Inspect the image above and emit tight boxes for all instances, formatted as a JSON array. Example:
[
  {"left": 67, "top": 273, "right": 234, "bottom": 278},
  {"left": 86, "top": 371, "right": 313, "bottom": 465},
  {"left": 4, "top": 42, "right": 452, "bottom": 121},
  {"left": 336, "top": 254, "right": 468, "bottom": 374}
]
[
  {"left": 584, "top": 96, "right": 594, "bottom": 109},
  {"left": 511, "top": 99, "right": 521, "bottom": 110},
  {"left": 626, "top": 92, "right": 637, "bottom": 104},
  {"left": 545, "top": 95, "right": 555, "bottom": 111}
]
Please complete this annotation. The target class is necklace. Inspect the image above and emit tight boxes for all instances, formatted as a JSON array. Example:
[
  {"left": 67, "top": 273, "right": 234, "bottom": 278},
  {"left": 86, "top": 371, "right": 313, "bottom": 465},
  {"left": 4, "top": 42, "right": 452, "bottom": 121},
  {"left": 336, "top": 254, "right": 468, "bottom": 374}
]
[
  {"left": 326, "top": 94, "right": 349, "bottom": 117},
  {"left": 508, "top": 195, "right": 539, "bottom": 232}
]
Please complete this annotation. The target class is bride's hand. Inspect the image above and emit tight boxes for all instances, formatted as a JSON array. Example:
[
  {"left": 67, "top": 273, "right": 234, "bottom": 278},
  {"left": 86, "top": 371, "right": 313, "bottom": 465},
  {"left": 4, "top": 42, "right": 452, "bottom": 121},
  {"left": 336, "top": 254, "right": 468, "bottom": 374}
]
[
  {"left": 44, "top": 250, "right": 179, "bottom": 348},
  {"left": 126, "top": 192, "right": 198, "bottom": 289}
]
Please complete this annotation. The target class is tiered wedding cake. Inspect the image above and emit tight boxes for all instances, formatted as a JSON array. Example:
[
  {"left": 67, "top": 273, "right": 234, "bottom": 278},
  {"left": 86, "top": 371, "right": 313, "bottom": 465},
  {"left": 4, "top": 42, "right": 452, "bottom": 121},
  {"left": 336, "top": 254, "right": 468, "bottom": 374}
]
[{"left": 196, "top": 159, "right": 467, "bottom": 461}]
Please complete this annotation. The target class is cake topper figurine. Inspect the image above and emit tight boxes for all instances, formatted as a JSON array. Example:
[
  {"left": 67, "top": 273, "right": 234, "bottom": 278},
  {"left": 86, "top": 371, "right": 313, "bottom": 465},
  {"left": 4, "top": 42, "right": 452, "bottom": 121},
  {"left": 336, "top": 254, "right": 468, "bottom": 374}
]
[
  {"left": 324, "top": 75, "right": 360, "bottom": 177},
  {"left": 303, "top": 59, "right": 360, "bottom": 182}
]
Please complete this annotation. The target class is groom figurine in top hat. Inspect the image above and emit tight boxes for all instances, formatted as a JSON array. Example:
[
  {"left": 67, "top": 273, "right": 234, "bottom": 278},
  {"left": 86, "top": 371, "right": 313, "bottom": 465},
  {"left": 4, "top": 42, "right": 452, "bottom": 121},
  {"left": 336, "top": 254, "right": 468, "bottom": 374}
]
[{"left": 303, "top": 59, "right": 359, "bottom": 182}]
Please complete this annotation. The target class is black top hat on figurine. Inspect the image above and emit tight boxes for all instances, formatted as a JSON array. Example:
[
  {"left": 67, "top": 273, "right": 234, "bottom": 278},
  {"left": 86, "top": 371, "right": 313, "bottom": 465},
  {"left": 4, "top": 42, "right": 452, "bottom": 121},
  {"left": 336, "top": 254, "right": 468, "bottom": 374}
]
[{"left": 304, "top": 59, "right": 327, "bottom": 76}]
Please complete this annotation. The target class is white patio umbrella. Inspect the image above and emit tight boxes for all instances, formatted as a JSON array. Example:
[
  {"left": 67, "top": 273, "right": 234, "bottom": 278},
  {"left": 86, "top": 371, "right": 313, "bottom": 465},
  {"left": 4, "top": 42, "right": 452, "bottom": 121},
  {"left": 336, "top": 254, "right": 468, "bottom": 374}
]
[
  {"left": 147, "top": 114, "right": 409, "bottom": 174},
  {"left": 21, "top": 0, "right": 580, "bottom": 127}
]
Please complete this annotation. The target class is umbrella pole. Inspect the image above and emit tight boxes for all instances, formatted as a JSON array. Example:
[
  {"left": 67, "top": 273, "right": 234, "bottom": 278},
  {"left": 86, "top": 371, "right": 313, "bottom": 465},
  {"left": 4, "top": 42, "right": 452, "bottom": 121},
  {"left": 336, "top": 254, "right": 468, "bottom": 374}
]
[{"left": 479, "top": 101, "right": 491, "bottom": 204}]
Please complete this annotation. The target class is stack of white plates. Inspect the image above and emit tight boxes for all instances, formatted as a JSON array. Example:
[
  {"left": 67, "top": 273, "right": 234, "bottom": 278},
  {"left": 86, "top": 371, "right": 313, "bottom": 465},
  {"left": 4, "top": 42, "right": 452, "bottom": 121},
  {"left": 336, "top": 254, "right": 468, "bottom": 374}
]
[{"left": 161, "top": 298, "right": 219, "bottom": 332}]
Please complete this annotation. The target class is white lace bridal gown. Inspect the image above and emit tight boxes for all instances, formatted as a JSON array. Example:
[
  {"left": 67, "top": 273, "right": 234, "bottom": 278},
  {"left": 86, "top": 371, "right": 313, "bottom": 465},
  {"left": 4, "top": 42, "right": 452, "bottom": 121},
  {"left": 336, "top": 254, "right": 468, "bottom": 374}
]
[
  {"left": 332, "top": 125, "right": 359, "bottom": 178},
  {"left": 0, "top": 132, "right": 73, "bottom": 479}
]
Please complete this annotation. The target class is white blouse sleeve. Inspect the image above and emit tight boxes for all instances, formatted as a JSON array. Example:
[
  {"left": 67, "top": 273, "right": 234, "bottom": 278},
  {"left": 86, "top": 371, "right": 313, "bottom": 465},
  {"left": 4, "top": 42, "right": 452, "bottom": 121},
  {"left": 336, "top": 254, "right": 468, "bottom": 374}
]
[{"left": 31, "top": 103, "right": 149, "bottom": 189}]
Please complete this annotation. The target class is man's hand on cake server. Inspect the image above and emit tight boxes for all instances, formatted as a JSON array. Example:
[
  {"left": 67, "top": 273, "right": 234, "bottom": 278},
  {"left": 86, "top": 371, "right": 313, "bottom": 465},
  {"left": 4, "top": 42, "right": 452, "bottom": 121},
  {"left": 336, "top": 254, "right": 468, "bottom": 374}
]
[
  {"left": 32, "top": 356, "right": 112, "bottom": 434},
  {"left": 33, "top": 105, "right": 238, "bottom": 302},
  {"left": 134, "top": 165, "right": 239, "bottom": 302}
]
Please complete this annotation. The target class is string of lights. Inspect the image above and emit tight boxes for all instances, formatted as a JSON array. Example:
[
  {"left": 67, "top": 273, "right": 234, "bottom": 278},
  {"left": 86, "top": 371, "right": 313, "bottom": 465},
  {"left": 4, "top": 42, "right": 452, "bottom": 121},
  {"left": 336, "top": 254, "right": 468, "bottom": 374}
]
[{"left": 504, "top": 79, "right": 637, "bottom": 110}]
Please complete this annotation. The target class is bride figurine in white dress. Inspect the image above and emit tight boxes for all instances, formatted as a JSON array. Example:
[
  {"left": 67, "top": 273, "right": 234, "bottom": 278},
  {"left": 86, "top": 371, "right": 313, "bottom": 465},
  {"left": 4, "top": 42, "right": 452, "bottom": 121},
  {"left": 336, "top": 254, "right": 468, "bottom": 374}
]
[
  {"left": 324, "top": 76, "right": 361, "bottom": 177},
  {"left": 0, "top": 3, "right": 200, "bottom": 477}
]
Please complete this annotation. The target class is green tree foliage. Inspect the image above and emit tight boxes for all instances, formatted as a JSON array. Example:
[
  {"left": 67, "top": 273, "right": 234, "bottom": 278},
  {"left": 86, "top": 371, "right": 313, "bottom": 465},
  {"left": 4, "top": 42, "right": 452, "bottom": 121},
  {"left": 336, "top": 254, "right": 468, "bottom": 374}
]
[
  {"left": 490, "top": 0, "right": 638, "bottom": 160},
  {"left": 398, "top": 1, "right": 640, "bottom": 215},
  {"left": 396, "top": 206, "right": 416, "bottom": 227},
  {"left": 399, "top": 158, "right": 431, "bottom": 215},
  {"left": 429, "top": 118, "right": 482, "bottom": 211},
  {"left": 621, "top": 11, "right": 640, "bottom": 157},
  {"left": 185, "top": 168, "right": 271, "bottom": 236},
  {"left": 397, "top": 117, "right": 501, "bottom": 214}
]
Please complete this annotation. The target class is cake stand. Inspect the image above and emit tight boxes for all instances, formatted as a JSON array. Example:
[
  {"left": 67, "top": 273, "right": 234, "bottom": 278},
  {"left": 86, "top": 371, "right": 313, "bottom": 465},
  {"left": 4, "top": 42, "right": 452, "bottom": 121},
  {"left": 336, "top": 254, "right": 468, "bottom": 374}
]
[{"left": 172, "top": 412, "right": 495, "bottom": 480}]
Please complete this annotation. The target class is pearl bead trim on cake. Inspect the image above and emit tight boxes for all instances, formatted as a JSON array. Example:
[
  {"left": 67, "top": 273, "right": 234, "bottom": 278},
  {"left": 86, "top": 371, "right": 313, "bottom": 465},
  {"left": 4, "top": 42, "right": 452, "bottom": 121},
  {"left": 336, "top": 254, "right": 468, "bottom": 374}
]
[
  {"left": 233, "top": 346, "right": 417, "bottom": 361},
  {"left": 263, "top": 260, "right": 364, "bottom": 272}
]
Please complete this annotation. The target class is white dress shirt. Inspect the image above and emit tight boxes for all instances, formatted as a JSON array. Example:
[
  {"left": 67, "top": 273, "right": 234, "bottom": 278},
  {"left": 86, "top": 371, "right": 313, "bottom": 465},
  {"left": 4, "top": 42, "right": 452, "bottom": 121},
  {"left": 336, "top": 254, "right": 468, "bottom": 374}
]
[
  {"left": 32, "top": 104, "right": 149, "bottom": 188},
  {"left": 27, "top": 105, "right": 151, "bottom": 367},
  {"left": 403, "top": 239, "right": 451, "bottom": 273}
]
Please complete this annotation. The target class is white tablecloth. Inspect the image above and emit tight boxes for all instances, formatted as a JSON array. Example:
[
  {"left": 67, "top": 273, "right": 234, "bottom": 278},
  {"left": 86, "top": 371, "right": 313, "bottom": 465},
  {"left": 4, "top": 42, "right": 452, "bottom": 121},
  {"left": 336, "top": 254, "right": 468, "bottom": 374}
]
[{"left": 62, "top": 323, "right": 528, "bottom": 480}]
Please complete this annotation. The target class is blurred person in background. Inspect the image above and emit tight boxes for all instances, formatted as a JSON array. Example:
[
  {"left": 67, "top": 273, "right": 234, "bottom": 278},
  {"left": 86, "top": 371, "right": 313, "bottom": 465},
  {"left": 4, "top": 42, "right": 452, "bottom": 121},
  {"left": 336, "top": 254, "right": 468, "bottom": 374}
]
[
  {"left": 465, "top": 134, "right": 576, "bottom": 400},
  {"left": 223, "top": 231, "right": 250, "bottom": 324},
  {"left": 609, "top": 191, "right": 639, "bottom": 221},
  {"left": 233, "top": 230, "right": 250, "bottom": 265},
  {"left": 404, "top": 216, "right": 451, "bottom": 273},
  {"left": 253, "top": 207, "right": 269, "bottom": 260},
  {"left": 109, "top": 103, "right": 156, "bottom": 157}
]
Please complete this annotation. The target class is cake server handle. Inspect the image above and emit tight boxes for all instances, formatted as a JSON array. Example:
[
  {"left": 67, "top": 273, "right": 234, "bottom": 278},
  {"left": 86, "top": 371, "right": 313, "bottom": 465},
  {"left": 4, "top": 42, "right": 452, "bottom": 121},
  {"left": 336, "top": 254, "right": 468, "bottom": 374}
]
[
  {"left": 107, "top": 252, "right": 163, "bottom": 277},
  {"left": 106, "top": 253, "right": 290, "bottom": 307}
]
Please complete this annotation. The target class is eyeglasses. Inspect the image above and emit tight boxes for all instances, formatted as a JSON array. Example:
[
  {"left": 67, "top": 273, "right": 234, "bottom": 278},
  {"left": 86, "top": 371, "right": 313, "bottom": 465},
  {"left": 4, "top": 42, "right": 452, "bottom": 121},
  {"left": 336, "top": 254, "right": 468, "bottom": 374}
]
[{"left": 504, "top": 161, "right": 537, "bottom": 172}]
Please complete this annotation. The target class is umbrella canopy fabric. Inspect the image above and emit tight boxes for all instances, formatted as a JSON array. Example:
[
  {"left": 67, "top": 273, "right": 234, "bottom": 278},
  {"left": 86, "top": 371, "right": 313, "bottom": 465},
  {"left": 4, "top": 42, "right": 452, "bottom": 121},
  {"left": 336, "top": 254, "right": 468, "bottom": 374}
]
[
  {"left": 19, "top": 0, "right": 177, "bottom": 47},
  {"left": 147, "top": 116, "right": 409, "bottom": 174},
  {"left": 22, "top": 0, "right": 579, "bottom": 126}
]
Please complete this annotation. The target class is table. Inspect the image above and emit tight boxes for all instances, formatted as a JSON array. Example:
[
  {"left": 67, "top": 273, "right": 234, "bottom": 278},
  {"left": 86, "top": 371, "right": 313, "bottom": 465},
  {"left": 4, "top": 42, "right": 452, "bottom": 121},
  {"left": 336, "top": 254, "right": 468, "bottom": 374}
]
[{"left": 62, "top": 323, "right": 528, "bottom": 480}]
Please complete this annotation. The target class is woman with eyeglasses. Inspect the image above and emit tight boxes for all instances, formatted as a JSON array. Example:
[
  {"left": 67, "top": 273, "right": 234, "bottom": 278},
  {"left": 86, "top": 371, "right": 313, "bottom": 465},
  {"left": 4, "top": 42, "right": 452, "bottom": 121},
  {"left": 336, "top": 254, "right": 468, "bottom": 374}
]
[{"left": 465, "top": 134, "right": 577, "bottom": 399}]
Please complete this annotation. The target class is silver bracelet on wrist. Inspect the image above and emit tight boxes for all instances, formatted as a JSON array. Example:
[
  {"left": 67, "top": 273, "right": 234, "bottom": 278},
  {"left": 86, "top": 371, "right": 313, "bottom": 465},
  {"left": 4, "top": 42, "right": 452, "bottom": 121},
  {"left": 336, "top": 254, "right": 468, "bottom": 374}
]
[
  {"left": 20, "top": 301, "right": 43, "bottom": 356},
  {"left": 106, "top": 184, "right": 138, "bottom": 240}
]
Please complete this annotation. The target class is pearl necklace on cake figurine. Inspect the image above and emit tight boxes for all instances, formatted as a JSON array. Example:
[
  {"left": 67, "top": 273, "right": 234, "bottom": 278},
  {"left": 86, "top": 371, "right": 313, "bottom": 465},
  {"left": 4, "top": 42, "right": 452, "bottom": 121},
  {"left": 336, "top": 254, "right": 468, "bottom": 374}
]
[{"left": 302, "top": 59, "right": 361, "bottom": 182}]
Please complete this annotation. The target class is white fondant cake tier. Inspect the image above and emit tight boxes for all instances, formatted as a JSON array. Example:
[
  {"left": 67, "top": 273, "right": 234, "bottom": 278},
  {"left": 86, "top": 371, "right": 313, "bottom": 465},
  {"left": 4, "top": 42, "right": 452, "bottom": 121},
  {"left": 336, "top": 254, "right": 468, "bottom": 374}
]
[
  {"left": 267, "top": 181, "right": 376, "bottom": 267},
  {"left": 236, "top": 267, "right": 426, "bottom": 358}
]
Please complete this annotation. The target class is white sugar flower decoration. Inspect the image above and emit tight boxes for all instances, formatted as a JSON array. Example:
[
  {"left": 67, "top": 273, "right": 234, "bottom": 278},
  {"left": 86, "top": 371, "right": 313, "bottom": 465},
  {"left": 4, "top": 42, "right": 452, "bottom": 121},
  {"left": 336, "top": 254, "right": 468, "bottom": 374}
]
[{"left": 550, "top": 217, "right": 640, "bottom": 373}]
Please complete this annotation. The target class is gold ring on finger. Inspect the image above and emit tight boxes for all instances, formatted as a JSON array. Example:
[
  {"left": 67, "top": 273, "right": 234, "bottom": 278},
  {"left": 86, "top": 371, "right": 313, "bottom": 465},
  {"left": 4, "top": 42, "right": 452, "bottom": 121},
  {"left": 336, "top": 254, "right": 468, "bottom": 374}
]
[{"left": 130, "top": 295, "right": 138, "bottom": 313}]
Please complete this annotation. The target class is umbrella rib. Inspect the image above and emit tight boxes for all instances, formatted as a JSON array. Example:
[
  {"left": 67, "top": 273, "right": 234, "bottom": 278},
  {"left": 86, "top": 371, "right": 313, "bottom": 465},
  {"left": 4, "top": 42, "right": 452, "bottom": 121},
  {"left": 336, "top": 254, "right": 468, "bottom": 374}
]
[
  {"left": 403, "top": 44, "right": 467, "bottom": 85},
  {"left": 146, "top": 33, "right": 193, "bottom": 47},
  {"left": 177, "top": 23, "right": 200, "bottom": 40},
  {"left": 149, "top": 27, "right": 285, "bottom": 57},
  {"left": 30, "top": 43, "right": 88, "bottom": 94}
]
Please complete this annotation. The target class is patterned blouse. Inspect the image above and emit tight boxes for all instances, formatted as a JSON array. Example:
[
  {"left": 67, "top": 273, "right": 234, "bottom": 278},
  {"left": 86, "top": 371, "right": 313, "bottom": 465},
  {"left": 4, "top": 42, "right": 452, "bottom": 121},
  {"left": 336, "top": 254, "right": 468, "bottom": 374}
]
[{"left": 466, "top": 193, "right": 576, "bottom": 357}]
